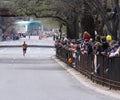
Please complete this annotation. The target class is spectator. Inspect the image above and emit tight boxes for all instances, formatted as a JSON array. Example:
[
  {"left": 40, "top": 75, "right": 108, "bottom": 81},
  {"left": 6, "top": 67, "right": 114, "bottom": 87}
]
[
  {"left": 106, "top": 35, "right": 112, "bottom": 41},
  {"left": 109, "top": 44, "right": 120, "bottom": 57},
  {"left": 101, "top": 36, "right": 109, "bottom": 55},
  {"left": 93, "top": 41, "right": 102, "bottom": 55},
  {"left": 95, "top": 35, "right": 101, "bottom": 42},
  {"left": 83, "top": 31, "right": 91, "bottom": 41}
]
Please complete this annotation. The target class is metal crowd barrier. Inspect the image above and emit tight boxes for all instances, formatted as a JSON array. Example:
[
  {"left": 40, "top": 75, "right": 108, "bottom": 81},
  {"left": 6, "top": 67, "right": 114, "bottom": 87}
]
[{"left": 56, "top": 46, "right": 120, "bottom": 90}]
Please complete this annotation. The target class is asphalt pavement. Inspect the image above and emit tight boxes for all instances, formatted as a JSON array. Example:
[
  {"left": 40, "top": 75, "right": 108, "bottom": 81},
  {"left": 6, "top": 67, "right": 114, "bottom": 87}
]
[{"left": 0, "top": 36, "right": 119, "bottom": 100}]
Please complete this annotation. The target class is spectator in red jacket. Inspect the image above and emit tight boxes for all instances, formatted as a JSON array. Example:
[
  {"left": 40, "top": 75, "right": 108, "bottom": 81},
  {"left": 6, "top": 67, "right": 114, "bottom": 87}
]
[{"left": 83, "top": 31, "right": 91, "bottom": 41}]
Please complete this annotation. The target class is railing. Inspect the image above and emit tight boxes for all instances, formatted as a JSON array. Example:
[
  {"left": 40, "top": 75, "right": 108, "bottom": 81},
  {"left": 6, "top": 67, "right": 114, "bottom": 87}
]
[{"left": 56, "top": 46, "right": 120, "bottom": 90}]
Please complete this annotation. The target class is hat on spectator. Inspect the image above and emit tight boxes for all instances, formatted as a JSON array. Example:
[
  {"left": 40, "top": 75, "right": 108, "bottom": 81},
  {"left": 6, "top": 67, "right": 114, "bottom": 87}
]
[
  {"left": 83, "top": 31, "right": 91, "bottom": 41},
  {"left": 106, "top": 35, "right": 112, "bottom": 41}
]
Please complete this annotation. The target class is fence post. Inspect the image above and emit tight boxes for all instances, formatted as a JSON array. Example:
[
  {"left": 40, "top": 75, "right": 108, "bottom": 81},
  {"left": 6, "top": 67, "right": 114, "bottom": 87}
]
[{"left": 109, "top": 58, "right": 112, "bottom": 89}]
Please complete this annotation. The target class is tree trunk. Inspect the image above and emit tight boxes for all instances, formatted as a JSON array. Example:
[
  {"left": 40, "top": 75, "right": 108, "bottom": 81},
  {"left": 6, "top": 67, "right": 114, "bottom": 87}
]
[
  {"left": 74, "top": 14, "right": 79, "bottom": 39},
  {"left": 81, "top": 14, "right": 95, "bottom": 40},
  {"left": 111, "top": 9, "right": 119, "bottom": 40},
  {"left": 66, "top": 24, "right": 75, "bottom": 39},
  {"left": 66, "top": 14, "right": 79, "bottom": 39},
  {"left": 113, "top": 0, "right": 120, "bottom": 40}
]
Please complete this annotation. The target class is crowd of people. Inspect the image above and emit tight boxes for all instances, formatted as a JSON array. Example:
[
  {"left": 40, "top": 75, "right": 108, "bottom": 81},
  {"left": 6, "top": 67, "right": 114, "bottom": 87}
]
[{"left": 55, "top": 31, "right": 120, "bottom": 59}]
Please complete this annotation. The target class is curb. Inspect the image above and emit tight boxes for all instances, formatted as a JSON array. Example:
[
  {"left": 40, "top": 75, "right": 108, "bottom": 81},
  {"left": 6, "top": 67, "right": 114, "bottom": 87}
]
[{"left": 52, "top": 56, "right": 120, "bottom": 100}]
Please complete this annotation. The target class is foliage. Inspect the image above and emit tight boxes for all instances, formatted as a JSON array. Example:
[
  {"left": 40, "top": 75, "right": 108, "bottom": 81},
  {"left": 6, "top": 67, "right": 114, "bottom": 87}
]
[{"left": 0, "top": 0, "right": 119, "bottom": 39}]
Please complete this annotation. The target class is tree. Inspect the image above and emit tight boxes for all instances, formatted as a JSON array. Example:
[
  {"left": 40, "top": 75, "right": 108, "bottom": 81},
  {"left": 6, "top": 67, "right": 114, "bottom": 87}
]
[
  {"left": 1, "top": 0, "right": 119, "bottom": 40},
  {"left": 46, "top": 0, "right": 84, "bottom": 39},
  {"left": 11, "top": 0, "right": 84, "bottom": 39},
  {"left": 85, "top": 0, "right": 120, "bottom": 40}
]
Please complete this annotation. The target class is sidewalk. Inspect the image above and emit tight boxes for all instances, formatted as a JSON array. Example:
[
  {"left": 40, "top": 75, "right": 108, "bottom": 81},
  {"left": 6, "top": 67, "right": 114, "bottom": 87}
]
[{"left": 53, "top": 56, "right": 120, "bottom": 100}]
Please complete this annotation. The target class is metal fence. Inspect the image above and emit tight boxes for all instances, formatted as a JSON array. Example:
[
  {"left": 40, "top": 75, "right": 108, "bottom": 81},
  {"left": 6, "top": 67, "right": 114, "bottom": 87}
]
[{"left": 56, "top": 46, "right": 120, "bottom": 90}]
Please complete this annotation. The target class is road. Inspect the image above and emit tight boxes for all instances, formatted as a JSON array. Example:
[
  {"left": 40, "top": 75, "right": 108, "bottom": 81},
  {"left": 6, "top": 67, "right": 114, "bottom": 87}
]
[{"left": 0, "top": 36, "right": 119, "bottom": 100}]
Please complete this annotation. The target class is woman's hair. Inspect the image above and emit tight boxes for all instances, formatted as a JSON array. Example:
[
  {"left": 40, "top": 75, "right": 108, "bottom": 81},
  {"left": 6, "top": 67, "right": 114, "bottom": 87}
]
[
  {"left": 109, "top": 40, "right": 116, "bottom": 48},
  {"left": 101, "top": 36, "right": 106, "bottom": 42},
  {"left": 95, "top": 35, "right": 101, "bottom": 42}
]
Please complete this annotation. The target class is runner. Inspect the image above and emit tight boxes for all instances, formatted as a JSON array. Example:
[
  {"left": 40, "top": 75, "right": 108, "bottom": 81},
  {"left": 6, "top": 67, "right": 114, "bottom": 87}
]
[{"left": 22, "top": 41, "right": 28, "bottom": 56}]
